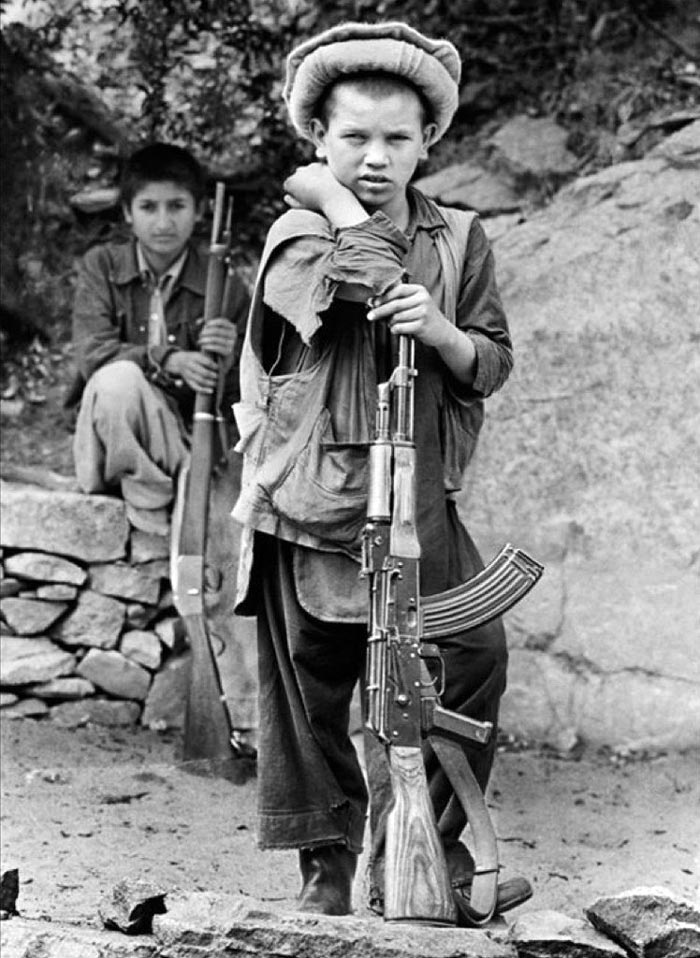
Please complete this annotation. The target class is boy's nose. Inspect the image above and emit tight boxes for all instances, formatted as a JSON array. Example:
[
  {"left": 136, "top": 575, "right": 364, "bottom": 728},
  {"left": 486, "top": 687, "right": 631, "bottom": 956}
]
[
  {"left": 365, "top": 141, "right": 388, "bottom": 166},
  {"left": 155, "top": 206, "right": 173, "bottom": 227}
]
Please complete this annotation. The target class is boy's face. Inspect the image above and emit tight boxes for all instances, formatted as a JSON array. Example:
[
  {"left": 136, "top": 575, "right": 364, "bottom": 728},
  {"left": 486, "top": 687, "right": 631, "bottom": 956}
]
[
  {"left": 310, "top": 82, "right": 435, "bottom": 225},
  {"left": 123, "top": 181, "right": 198, "bottom": 271}
]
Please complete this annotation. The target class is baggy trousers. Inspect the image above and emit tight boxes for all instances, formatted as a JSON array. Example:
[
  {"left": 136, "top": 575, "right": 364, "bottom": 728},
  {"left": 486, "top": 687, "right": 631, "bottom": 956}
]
[
  {"left": 254, "top": 532, "right": 508, "bottom": 890},
  {"left": 74, "top": 360, "right": 188, "bottom": 509}
]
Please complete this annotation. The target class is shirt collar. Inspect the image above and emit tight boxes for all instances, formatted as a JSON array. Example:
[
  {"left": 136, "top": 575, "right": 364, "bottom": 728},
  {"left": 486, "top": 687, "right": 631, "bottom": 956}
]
[
  {"left": 405, "top": 185, "right": 450, "bottom": 238},
  {"left": 136, "top": 243, "right": 188, "bottom": 288}
]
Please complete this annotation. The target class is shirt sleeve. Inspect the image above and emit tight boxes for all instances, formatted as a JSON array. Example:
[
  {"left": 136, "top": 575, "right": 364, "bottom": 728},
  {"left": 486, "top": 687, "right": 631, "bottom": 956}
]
[
  {"left": 454, "top": 217, "right": 513, "bottom": 399},
  {"left": 263, "top": 211, "right": 409, "bottom": 344},
  {"left": 220, "top": 276, "right": 252, "bottom": 423},
  {"left": 72, "top": 247, "right": 148, "bottom": 381}
]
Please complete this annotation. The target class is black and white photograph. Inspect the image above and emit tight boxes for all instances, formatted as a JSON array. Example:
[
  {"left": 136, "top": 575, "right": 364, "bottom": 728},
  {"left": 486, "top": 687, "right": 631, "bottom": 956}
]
[{"left": 1, "top": 2, "right": 698, "bottom": 956}]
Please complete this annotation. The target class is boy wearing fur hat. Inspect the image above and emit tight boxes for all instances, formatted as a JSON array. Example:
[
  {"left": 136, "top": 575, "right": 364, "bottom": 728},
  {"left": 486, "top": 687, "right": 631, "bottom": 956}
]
[{"left": 232, "top": 22, "right": 530, "bottom": 920}]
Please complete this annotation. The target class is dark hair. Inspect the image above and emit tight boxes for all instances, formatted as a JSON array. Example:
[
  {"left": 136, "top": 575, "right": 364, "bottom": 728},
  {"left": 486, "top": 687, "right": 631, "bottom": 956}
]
[
  {"left": 119, "top": 143, "right": 206, "bottom": 207},
  {"left": 315, "top": 72, "right": 433, "bottom": 129}
]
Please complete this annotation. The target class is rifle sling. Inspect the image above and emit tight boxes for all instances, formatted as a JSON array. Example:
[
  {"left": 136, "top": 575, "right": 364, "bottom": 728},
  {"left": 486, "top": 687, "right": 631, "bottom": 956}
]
[{"left": 428, "top": 733, "right": 499, "bottom": 925}]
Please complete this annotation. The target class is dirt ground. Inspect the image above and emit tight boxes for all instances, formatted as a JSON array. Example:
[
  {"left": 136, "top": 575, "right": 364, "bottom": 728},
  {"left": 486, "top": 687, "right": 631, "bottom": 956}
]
[{"left": 1, "top": 715, "right": 698, "bottom": 931}]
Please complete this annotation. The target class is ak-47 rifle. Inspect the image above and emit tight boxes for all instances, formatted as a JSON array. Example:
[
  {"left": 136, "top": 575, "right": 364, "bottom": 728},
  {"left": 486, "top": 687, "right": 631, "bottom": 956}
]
[
  {"left": 171, "top": 182, "right": 239, "bottom": 769},
  {"left": 362, "top": 334, "right": 543, "bottom": 925}
]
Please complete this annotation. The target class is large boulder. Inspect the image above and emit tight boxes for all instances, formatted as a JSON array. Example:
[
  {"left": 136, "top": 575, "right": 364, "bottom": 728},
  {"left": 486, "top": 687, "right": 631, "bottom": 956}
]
[{"left": 462, "top": 121, "right": 700, "bottom": 750}]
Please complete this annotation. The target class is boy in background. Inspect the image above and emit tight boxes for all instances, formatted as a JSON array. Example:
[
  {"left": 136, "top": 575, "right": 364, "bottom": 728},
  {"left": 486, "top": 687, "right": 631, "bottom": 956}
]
[
  {"left": 71, "top": 142, "right": 250, "bottom": 534},
  {"left": 232, "top": 22, "right": 531, "bottom": 920}
]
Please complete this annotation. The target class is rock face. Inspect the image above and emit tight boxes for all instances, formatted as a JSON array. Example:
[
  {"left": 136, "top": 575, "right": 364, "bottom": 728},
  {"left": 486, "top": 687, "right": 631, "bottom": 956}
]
[
  {"left": 488, "top": 115, "right": 579, "bottom": 185},
  {"left": 461, "top": 120, "right": 700, "bottom": 752}
]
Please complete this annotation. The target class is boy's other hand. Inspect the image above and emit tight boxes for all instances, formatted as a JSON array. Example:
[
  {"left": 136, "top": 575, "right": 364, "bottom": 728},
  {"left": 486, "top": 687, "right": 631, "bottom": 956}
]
[
  {"left": 198, "top": 317, "right": 237, "bottom": 361},
  {"left": 367, "top": 283, "right": 478, "bottom": 385},
  {"left": 163, "top": 350, "right": 220, "bottom": 394},
  {"left": 283, "top": 163, "right": 367, "bottom": 228},
  {"left": 367, "top": 283, "right": 449, "bottom": 349}
]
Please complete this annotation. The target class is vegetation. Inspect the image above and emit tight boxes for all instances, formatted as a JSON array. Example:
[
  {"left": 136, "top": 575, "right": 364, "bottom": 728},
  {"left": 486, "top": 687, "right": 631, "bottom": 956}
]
[{"left": 0, "top": 0, "right": 697, "bottom": 366}]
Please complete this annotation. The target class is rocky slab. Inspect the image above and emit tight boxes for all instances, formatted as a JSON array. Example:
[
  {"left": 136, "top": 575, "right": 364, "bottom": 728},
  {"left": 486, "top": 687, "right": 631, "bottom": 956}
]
[
  {"left": 414, "top": 161, "right": 521, "bottom": 213},
  {"left": 585, "top": 887, "right": 700, "bottom": 958},
  {"left": 509, "top": 909, "right": 626, "bottom": 956},
  {"left": 488, "top": 114, "right": 578, "bottom": 183},
  {"left": 89, "top": 562, "right": 163, "bottom": 605},
  {"left": 119, "top": 630, "right": 162, "bottom": 670},
  {"left": 130, "top": 529, "right": 170, "bottom": 563},
  {"left": 0, "top": 637, "right": 76, "bottom": 686},
  {"left": 0, "top": 597, "right": 68, "bottom": 636},
  {"left": 140, "top": 654, "right": 188, "bottom": 729},
  {"left": 0, "top": 482, "right": 129, "bottom": 562},
  {"left": 27, "top": 676, "right": 96, "bottom": 700},
  {"left": 4, "top": 551, "right": 87, "bottom": 586},
  {"left": 50, "top": 697, "right": 142, "bottom": 728},
  {"left": 154, "top": 889, "right": 516, "bottom": 957},
  {"left": 0, "top": 917, "right": 156, "bottom": 957},
  {"left": 54, "top": 589, "right": 125, "bottom": 650},
  {"left": 77, "top": 649, "right": 151, "bottom": 701},
  {"left": 1, "top": 696, "right": 50, "bottom": 718},
  {"left": 35, "top": 583, "right": 79, "bottom": 601}
]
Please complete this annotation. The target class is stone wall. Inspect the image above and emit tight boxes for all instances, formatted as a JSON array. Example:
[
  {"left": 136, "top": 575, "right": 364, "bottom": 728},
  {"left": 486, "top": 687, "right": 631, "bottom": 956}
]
[{"left": 0, "top": 482, "right": 192, "bottom": 728}]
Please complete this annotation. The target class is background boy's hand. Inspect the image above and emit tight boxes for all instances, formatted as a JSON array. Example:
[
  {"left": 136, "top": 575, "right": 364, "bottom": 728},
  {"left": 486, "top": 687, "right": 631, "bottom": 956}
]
[
  {"left": 163, "top": 317, "right": 237, "bottom": 394},
  {"left": 163, "top": 351, "right": 220, "bottom": 394},
  {"left": 367, "top": 283, "right": 450, "bottom": 349},
  {"left": 198, "top": 317, "right": 237, "bottom": 361}
]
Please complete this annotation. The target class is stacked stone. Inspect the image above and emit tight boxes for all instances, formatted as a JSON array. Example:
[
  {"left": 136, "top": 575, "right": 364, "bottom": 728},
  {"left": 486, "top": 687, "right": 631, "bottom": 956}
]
[{"left": 0, "top": 482, "right": 188, "bottom": 730}]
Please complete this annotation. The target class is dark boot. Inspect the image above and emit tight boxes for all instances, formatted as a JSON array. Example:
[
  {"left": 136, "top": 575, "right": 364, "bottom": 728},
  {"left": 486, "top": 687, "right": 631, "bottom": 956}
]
[{"left": 297, "top": 844, "right": 357, "bottom": 916}]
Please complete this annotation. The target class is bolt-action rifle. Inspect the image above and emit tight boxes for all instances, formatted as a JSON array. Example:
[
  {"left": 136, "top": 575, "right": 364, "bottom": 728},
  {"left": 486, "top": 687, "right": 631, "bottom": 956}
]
[
  {"left": 362, "top": 334, "right": 543, "bottom": 925},
  {"left": 171, "top": 182, "right": 239, "bottom": 769}
]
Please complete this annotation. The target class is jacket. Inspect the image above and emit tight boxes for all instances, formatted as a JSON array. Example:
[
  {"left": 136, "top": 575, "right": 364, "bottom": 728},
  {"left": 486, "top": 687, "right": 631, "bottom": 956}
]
[{"left": 68, "top": 238, "right": 250, "bottom": 421}]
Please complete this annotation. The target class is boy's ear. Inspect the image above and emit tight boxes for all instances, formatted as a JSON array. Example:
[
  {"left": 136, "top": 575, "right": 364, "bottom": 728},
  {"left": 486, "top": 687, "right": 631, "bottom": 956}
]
[
  {"left": 122, "top": 202, "right": 133, "bottom": 224},
  {"left": 420, "top": 124, "right": 437, "bottom": 159},
  {"left": 309, "top": 118, "right": 327, "bottom": 159}
]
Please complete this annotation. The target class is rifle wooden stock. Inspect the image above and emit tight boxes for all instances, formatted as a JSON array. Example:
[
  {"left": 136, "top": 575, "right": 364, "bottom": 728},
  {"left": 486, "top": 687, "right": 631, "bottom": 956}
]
[
  {"left": 172, "top": 182, "right": 235, "bottom": 769},
  {"left": 384, "top": 746, "right": 457, "bottom": 924}
]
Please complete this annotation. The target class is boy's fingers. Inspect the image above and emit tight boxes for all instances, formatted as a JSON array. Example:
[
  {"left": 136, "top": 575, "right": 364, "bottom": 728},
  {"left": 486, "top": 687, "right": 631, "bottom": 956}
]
[{"left": 368, "top": 293, "right": 422, "bottom": 322}]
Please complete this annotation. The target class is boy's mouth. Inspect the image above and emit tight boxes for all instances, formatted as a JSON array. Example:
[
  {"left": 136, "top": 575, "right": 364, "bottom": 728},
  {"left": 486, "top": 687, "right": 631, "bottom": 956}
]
[{"left": 359, "top": 175, "right": 391, "bottom": 186}]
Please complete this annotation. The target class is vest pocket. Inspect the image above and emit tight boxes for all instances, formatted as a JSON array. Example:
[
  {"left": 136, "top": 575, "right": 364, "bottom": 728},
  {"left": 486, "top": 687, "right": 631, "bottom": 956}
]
[{"left": 271, "top": 407, "right": 368, "bottom": 546}]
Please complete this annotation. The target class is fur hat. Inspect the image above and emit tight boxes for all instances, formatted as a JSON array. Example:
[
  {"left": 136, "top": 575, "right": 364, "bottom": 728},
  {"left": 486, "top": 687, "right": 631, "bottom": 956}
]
[{"left": 284, "top": 21, "right": 461, "bottom": 146}]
